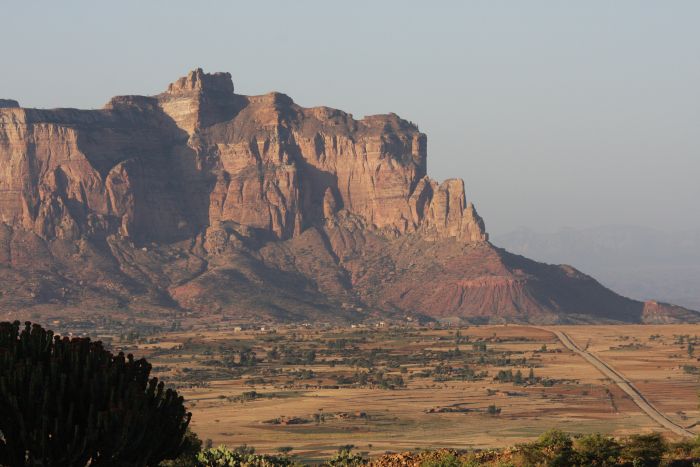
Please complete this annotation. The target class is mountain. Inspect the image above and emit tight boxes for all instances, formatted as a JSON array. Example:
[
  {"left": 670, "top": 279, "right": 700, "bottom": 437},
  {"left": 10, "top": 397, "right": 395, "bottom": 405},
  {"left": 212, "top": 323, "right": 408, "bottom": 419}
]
[
  {"left": 492, "top": 226, "right": 700, "bottom": 311},
  {"left": 0, "top": 69, "right": 696, "bottom": 325}
]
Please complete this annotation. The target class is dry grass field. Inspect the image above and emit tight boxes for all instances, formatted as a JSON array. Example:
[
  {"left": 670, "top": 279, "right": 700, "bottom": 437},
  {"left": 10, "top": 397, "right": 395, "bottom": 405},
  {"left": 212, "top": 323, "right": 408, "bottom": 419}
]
[{"left": 123, "top": 324, "right": 700, "bottom": 462}]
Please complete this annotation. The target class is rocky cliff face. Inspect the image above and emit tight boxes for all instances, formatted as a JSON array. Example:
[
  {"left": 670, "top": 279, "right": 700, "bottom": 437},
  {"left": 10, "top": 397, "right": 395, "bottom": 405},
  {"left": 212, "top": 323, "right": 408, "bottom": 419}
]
[
  {"left": 0, "top": 69, "right": 694, "bottom": 325},
  {"left": 0, "top": 69, "right": 486, "bottom": 245}
]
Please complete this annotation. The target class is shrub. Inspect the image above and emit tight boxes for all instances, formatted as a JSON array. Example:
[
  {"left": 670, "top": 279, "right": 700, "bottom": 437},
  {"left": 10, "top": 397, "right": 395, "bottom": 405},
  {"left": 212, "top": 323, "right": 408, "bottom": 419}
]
[
  {"left": 519, "top": 429, "right": 574, "bottom": 467},
  {"left": 669, "top": 435, "right": 700, "bottom": 459},
  {"left": 324, "top": 448, "right": 367, "bottom": 466},
  {"left": 0, "top": 321, "right": 190, "bottom": 466},
  {"left": 419, "top": 451, "right": 463, "bottom": 467},
  {"left": 573, "top": 433, "right": 621, "bottom": 466},
  {"left": 160, "top": 429, "right": 203, "bottom": 466},
  {"left": 620, "top": 433, "right": 666, "bottom": 467},
  {"left": 197, "top": 445, "right": 295, "bottom": 466}
]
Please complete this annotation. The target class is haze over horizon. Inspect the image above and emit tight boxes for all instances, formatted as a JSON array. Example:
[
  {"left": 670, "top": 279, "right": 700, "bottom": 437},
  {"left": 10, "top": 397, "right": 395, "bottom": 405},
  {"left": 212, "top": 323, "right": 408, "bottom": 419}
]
[{"left": 3, "top": 1, "right": 699, "bottom": 235}]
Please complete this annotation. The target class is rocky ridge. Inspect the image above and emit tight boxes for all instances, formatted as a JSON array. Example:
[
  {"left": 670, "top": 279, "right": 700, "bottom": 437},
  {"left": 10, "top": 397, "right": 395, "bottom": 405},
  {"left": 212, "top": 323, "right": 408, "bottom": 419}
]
[{"left": 0, "top": 69, "right": 695, "bottom": 325}]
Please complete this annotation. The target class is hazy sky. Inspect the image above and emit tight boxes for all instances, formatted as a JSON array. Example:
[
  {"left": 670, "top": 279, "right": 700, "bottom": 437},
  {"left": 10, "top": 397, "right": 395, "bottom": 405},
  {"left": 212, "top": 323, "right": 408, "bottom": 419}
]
[{"left": 3, "top": 1, "right": 699, "bottom": 235}]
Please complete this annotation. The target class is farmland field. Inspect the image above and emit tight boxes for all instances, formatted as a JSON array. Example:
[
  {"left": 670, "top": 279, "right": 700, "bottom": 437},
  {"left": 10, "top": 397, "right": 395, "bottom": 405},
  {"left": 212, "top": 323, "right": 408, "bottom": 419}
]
[{"left": 120, "top": 324, "right": 700, "bottom": 461}]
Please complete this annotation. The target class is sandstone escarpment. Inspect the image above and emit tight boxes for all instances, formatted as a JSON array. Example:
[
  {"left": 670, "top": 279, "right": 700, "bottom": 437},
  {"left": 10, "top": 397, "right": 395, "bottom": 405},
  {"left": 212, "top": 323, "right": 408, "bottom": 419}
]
[
  {"left": 0, "top": 69, "right": 695, "bottom": 325},
  {"left": 0, "top": 69, "right": 486, "bottom": 246}
]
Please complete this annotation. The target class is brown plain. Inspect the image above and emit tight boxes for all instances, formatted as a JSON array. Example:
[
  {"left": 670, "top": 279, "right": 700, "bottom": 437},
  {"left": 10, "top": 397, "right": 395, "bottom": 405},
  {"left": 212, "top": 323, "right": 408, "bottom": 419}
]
[{"left": 132, "top": 324, "right": 700, "bottom": 461}]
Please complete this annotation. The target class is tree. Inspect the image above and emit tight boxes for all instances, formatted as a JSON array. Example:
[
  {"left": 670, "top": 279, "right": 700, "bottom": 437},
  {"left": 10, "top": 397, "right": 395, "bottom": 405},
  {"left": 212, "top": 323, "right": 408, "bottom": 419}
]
[
  {"left": 267, "top": 346, "right": 280, "bottom": 361},
  {"left": 0, "top": 320, "right": 191, "bottom": 466},
  {"left": 514, "top": 369, "right": 523, "bottom": 385},
  {"left": 574, "top": 433, "right": 621, "bottom": 466},
  {"left": 521, "top": 429, "right": 574, "bottom": 467},
  {"left": 621, "top": 433, "right": 666, "bottom": 467},
  {"left": 276, "top": 446, "right": 293, "bottom": 455},
  {"left": 304, "top": 349, "right": 317, "bottom": 364}
]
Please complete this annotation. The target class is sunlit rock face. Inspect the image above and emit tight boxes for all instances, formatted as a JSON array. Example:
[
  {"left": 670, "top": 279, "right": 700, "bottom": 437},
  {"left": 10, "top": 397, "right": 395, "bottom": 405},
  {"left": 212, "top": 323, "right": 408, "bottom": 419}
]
[
  {"left": 0, "top": 68, "right": 486, "bottom": 244},
  {"left": 0, "top": 69, "right": 695, "bottom": 325}
]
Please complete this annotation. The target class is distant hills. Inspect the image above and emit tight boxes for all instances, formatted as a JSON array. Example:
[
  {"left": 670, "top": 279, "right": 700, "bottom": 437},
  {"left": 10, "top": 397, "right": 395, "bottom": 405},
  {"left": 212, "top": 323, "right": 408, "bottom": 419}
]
[{"left": 492, "top": 225, "right": 700, "bottom": 311}]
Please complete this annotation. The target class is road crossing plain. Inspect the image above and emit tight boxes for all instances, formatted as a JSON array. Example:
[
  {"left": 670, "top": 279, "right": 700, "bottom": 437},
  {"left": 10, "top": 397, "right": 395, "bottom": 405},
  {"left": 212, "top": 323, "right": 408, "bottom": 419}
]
[{"left": 132, "top": 324, "right": 700, "bottom": 459}]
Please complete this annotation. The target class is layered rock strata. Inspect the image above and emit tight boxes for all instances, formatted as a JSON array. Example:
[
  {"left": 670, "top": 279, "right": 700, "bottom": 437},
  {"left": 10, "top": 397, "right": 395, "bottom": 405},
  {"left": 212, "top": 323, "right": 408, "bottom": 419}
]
[{"left": 0, "top": 69, "right": 694, "bottom": 324}]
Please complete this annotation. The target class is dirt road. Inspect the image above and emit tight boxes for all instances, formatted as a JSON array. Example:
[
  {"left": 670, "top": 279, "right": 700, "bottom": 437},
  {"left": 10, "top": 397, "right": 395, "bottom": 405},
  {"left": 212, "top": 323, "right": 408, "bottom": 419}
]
[{"left": 551, "top": 329, "right": 695, "bottom": 438}]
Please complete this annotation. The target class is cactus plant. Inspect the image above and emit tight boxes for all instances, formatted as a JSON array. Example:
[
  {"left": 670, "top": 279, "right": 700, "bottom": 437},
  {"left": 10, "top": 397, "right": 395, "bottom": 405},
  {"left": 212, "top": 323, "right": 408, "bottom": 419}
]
[{"left": 0, "top": 320, "right": 190, "bottom": 466}]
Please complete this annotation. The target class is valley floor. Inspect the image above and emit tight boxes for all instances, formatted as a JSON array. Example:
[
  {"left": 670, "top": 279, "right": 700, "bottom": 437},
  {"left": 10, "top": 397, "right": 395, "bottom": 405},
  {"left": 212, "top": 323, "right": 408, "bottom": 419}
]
[{"left": 125, "top": 324, "right": 700, "bottom": 462}]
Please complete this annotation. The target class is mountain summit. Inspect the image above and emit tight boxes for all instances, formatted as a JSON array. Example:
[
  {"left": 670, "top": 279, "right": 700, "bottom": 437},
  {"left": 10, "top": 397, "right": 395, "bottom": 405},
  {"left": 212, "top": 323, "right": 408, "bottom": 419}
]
[{"left": 0, "top": 69, "right": 695, "bottom": 324}]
